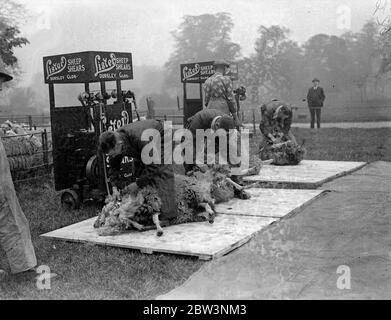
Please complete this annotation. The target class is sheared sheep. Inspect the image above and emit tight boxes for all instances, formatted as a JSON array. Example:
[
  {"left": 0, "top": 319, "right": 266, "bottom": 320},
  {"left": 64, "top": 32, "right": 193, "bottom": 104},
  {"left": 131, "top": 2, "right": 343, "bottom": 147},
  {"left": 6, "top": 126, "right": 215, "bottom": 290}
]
[{"left": 94, "top": 165, "right": 252, "bottom": 236}]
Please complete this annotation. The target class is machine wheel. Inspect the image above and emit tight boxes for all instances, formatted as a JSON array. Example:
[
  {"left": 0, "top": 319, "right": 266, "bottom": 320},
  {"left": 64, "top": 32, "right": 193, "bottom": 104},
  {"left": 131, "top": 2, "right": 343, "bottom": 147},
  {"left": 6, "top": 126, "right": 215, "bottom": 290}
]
[
  {"left": 86, "top": 155, "right": 100, "bottom": 185},
  {"left": 61, "top": 189, "right": 81, "bottom": 210}
]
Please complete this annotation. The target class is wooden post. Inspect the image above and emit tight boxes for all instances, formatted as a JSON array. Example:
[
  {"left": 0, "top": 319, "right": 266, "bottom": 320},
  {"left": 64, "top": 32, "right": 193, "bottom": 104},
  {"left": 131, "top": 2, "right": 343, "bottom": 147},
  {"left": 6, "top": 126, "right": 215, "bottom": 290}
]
[
  {"left": 42, "top": 129, "right": 49, "bottom": 169},
  {"left": 48, "top": 83, "right": 55, "bottom": 172},
  {"left": 49, "top": 83, "right": 55, "bottom": 110},
  {"left": 84, "top": 82, "right": 91, "bottom": 130},
  {"left": 183, "top": 82, "right": 187, "bottom": 110},
  {"left": 146, "top": 97, "right": 155, "bottom": 119},
  {"left": 252, "top": 109, "right": 256, "bottom": 133},
  {"left": 116, "top": 79, "right": 122, "bottom": 104},
  {"left": 28, "top": 115, "right": 32, "bottom": 130},
  {"left": 100, "top": 81, "right": 106, "bottom": 97},
  {"left": 199, "top": 83, "right": 203, "bottom": 108}
]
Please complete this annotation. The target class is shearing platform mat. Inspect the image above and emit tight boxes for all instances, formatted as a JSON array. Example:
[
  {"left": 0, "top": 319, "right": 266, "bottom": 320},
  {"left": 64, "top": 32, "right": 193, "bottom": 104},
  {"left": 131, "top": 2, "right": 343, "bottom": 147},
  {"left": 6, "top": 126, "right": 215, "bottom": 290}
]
[
  {"left": 41, "top": 188, "right": 327, "bottom": 259},
  {"left": 243, "top": 160, "right": 366, "bottom": 188}
]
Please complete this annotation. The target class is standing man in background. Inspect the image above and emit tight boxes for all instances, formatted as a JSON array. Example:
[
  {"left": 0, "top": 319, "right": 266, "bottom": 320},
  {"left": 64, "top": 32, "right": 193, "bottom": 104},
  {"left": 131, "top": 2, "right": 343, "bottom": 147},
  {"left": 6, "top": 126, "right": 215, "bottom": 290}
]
[
  {"left": 204, "top": 60, "right": 241, "bottom": 128},
  {"left": 306, "top": 78, "right": 325, "bottom": 129},
  {"left": 0, "top": 60, "right": 37, "bottom": 279}
]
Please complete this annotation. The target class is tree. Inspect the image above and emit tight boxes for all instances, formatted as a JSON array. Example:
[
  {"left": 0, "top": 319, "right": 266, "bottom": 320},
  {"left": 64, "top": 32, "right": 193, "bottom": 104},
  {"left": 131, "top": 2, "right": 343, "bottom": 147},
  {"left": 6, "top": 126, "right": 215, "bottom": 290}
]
[
  {"left": 342, "top": 21, "right": 381, "bottom": 100},
  {"left": 164, "top": 12, "right": 241, "bottom": 93},
  {"left": 302, "top": 34, "right": 350, "bottom": 93},
  {"left": 0, "top": 0, "right": 29, "bottom": 72},
  {"left": 0, "top": 22, "right": 29, "bottom": 67},
  {"left": 240, "top": 25, "right": 303, "bottom": 104},
  {"left": 0, "top": 0, "right": 27, "bottom": 25}
]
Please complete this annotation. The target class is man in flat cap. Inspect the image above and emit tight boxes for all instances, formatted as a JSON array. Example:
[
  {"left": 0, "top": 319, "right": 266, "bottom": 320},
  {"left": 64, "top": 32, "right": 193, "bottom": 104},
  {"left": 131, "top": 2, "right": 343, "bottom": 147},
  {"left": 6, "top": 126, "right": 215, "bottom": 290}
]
[
  {"left": 98, "top": 119, "right": 178, "bottom": 223},
  {"left": 0, "top": 59, "right": 38, "bottom": 280},
  {"left": 306, "top": 78, "right": 325, "bottom": 129},
  {"left": 203, "top": 60, "right": 241, "bottom": 128}
]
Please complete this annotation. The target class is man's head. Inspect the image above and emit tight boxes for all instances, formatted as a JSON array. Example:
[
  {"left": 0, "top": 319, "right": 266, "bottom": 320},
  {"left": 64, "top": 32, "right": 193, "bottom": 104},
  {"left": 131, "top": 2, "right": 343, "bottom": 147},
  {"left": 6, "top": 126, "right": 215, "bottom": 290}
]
[
  {"left": 98, "top": 130, "right": 123, "bottom": 157},
  {"left": 273, "top": 104, "right": 293, "bottom": 130},
  {"left": 214, "top": 60, "right": 230, "bottom": 75},
  {"left": 312, "top": 78, "right": 320, "bottom": 87},
  {"left": 213, "top": 115, "right": 235, "bottom": 131},
  {"left": 0, "top": 59, "right": 13, "bottom": 92}
]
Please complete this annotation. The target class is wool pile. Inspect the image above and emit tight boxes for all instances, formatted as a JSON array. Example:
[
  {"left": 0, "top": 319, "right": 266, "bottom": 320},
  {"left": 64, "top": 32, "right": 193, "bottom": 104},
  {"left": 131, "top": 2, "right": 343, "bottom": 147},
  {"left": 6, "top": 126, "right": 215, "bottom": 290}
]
[
  {"left": 93, "top": 185, "right": 162, "bottom": 236},
  {"left": 260, "top": 140, "right": 306, "bottom": 165}
]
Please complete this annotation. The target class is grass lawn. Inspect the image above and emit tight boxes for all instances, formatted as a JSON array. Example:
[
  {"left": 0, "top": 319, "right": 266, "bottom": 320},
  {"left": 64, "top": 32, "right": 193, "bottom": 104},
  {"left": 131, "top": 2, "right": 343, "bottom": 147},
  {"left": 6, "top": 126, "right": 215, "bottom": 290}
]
[{"left": 0, "top": 127, "right": 390, "bottom": 299}]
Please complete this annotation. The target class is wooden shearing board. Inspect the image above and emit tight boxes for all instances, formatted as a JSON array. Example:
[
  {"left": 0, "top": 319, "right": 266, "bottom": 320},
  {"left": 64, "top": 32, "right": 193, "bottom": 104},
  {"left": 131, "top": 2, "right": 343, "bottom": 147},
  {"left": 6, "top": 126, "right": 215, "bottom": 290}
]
[
  {"left": 216, "top": 189, "right": 326, "bottom": 218},
  {"left": 244, "top": 160, "right": 366, "bottom": 188},
  {"left": 42, "top": 188, "right": 327, "bottom": 260}
]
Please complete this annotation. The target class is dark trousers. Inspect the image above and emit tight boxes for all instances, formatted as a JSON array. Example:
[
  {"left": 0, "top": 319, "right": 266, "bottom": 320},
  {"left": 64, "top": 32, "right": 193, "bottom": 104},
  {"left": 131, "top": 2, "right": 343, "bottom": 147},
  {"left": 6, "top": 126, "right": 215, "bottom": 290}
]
[{"left": 309, "top": 108, "right": 321, "bottom": 128}]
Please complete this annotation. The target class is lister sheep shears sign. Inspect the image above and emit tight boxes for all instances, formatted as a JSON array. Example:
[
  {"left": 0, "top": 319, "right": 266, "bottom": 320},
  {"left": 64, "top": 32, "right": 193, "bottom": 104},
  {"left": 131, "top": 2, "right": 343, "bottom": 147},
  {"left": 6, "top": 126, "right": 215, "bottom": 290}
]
[
  {"left": 180, "top": 61, "right": 239, "bottom": 83},
  {"left": 43, "top": 51, "right": 133, "bottom": 83}
]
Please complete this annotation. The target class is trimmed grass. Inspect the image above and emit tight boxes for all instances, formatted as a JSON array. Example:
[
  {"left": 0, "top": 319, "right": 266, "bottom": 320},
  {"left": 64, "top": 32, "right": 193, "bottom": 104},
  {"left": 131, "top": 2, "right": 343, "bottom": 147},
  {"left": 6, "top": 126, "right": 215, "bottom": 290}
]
[
  {"left": 0, "top": 127, "right": 390, "bottom": 299},
  {"left": 250, "top": 127, "right": 391, "bottom": 163}
]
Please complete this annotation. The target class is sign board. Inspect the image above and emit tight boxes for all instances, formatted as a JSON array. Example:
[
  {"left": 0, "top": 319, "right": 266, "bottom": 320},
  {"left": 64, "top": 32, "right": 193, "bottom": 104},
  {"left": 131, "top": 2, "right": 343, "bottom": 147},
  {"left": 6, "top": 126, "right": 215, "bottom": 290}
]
[
  {"left": 43, "top": 51, "right": 133, "bottom": 83},
  {"left": 180, "top": 61, "right": 239, "bottom": 83}
]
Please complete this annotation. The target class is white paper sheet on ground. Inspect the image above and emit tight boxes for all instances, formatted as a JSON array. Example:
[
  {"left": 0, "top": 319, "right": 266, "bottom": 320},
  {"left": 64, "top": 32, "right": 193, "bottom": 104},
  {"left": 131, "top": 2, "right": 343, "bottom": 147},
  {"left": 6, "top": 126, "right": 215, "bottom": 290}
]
[
  {"left": 41, "top": 215, "right": 277, "bottom": 260},
  {"left": 243, "top": 160, "right": 366, "bottom": 187},
  {"left": 216, "top": 188, "right": 327, "bottom": 218}
]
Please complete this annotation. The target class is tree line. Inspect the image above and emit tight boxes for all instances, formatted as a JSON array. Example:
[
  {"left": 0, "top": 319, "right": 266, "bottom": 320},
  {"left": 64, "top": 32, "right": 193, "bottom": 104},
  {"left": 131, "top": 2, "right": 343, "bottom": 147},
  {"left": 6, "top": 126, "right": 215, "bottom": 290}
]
[
  {"left": 164, "top": 12, "right": 391, "bottom": 108},
  {"left": 2, "top": 5, "right": 391, "bottom": 114}
]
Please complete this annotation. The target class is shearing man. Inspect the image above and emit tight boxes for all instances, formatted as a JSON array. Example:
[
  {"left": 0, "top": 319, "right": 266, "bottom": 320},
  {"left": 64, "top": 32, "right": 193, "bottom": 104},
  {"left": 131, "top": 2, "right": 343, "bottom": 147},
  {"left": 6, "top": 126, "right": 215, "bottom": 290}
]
[
  {"left": 204, "top": 60, "right": 241, "bottom": 128},
  {"left": 259, "top": 99, "right": 305, "bottom": 165},
  {"left": 98, "top": 119, "right": 178, "bottom": 223}
]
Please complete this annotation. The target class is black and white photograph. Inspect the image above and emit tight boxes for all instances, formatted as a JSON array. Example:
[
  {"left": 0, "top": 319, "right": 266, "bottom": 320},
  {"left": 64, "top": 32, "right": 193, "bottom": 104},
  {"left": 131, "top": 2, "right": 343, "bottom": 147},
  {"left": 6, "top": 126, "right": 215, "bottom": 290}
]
[{"left": 0, "top": 0, "right": 390, "bottom": 306}]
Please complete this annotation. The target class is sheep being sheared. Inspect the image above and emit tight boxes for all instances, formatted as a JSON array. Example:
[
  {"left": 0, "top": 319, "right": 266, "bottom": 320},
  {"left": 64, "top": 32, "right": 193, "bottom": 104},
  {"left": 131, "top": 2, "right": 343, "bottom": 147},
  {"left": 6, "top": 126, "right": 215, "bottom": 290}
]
[
  {"left": 93, "top": 165, "right": 251, "bottom": 236},
  {"left": 260, "top": 140, "right": 306, "bottom": 165},
  {"left": 93, "top": 185, "right": 163, "bottom": 236}
]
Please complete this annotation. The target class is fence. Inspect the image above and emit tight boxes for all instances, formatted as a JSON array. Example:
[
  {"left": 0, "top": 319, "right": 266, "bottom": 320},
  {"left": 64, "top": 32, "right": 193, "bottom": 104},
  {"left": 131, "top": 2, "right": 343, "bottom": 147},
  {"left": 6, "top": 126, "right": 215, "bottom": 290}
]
[
  {"left": 1, "top": 129, "right": 53, "bottom": 183},
  {"left": 0, "top": 115, "right": 51, "bottom": 130}
]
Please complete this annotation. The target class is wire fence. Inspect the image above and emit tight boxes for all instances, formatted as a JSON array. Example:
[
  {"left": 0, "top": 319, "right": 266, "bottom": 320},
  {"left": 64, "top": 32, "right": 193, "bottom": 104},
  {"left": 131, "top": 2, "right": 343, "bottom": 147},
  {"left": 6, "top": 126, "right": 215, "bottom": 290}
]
[{"left": 1, "top": 129, "right": 53, "bottom": 183}]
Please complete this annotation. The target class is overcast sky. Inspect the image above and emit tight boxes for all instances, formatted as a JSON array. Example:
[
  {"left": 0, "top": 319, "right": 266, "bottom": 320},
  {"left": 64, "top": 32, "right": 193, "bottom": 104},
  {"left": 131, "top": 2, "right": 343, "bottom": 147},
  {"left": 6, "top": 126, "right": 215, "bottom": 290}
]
[{"left": 13, "top": 0, "right": 382, "bottom": 86}]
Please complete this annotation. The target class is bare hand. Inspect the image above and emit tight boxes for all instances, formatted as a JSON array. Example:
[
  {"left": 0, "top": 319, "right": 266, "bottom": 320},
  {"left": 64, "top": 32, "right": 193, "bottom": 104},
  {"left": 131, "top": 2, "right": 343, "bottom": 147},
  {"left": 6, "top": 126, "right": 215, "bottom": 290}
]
[
  {"left": 111, "top": 186, "right": 121, "bottom": 201},
  {"left": 126, "top": 182, "right": 139, "bottom": 195}
]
